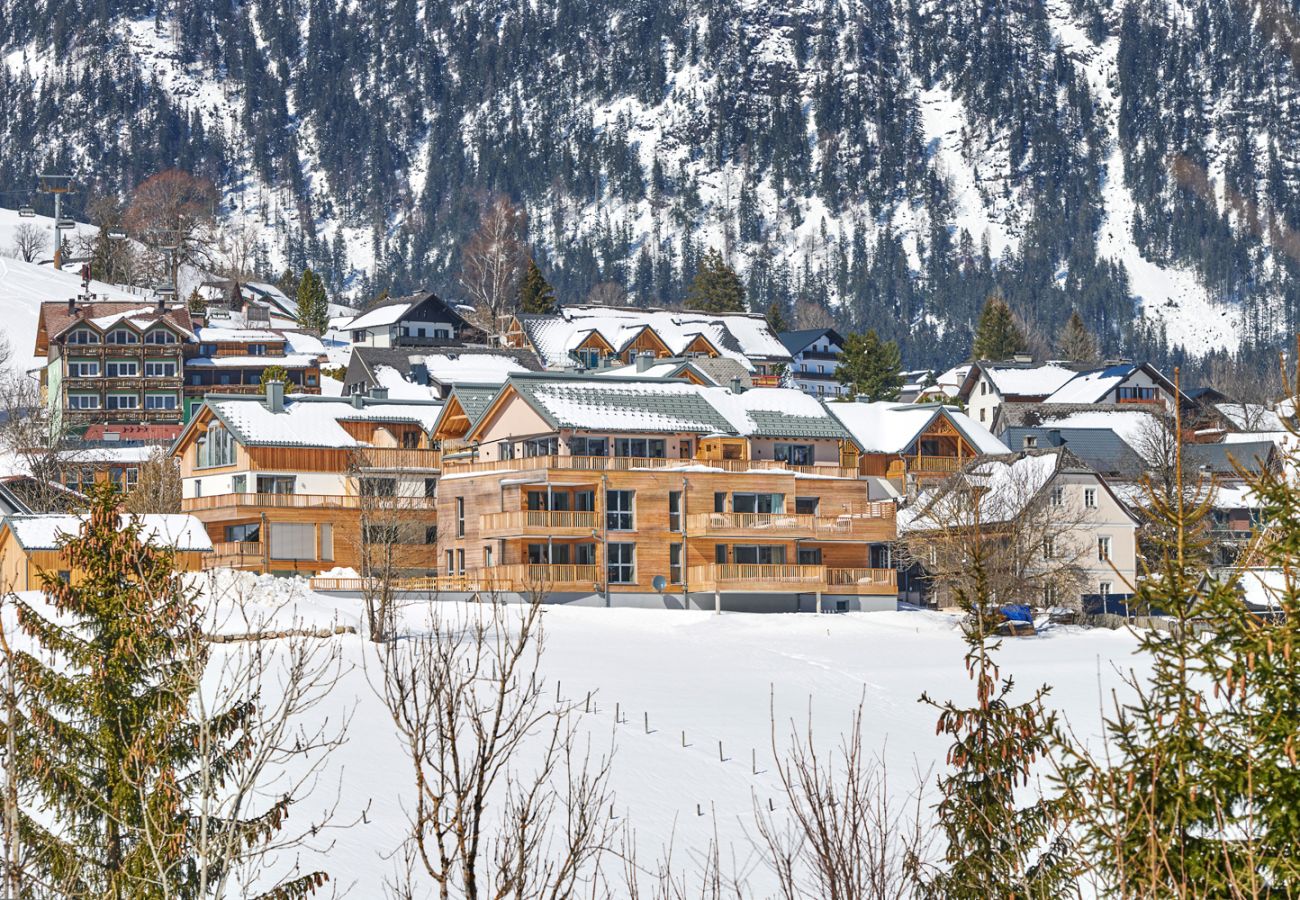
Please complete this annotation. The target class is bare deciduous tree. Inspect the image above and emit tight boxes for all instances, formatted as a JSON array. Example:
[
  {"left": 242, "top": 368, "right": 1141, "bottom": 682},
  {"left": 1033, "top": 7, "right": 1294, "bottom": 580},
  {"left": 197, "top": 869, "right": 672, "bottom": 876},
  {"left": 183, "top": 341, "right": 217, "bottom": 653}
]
[
  {"left": 124, "top": 169, "right": 218, "bottom": 288},
  {"left": 120, "top": 446, "right": 183, "bottom": 515},
  {"left": 585, "top": 282, "right": 628, "bottom": 307},
  {"left": 376, "top": 597, "right": 614, "bottom": 899},
  {"left": 9, "top": 223, "right": 47, "bottom": 264},
  {"left": 900, "top": 452, "right": 1094, "bottom": 608},
  {"left": 459, "top": 195, "right": 528, "bottom": 336},
  {"left": 793, "top": 298, "right": 834, "bottom": 331}
]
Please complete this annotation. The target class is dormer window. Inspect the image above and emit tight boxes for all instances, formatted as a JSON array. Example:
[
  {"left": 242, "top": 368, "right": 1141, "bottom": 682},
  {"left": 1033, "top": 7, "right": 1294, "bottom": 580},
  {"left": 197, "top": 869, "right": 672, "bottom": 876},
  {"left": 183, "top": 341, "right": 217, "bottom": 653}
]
[
  {"left": 1024, "top": 436, "right": 1038, "bottom": 449},
  {"left": 145, "top": 328, "right": 176, "bottom": 345},
  {"left": 107, "top": 328, "right": 138, "bottom": 345},
  {"left": 67, "top": 328, "right": 99, "bottom": 345}
]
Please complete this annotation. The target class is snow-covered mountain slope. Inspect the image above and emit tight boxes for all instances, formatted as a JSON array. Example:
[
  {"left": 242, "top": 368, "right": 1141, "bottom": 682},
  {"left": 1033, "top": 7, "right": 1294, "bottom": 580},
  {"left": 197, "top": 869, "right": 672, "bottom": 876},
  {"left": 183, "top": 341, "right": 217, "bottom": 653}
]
[{"left": 1, "top": 0, "right": 1292, "bottom": 365}]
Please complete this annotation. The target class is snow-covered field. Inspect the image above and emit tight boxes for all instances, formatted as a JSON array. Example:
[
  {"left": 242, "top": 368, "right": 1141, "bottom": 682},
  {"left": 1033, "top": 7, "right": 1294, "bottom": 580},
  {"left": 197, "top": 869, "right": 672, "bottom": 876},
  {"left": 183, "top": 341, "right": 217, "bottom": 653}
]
[{"left": 153, "top": 577, "right": 1150, "bottom": 893}]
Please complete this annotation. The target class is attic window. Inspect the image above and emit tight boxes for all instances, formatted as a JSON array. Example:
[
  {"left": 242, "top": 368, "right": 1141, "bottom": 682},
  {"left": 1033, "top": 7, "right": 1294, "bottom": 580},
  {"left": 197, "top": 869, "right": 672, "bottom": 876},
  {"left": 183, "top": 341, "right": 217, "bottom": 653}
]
[
  {"left": 106, "top": 328, "right": 138, "bottom": 345},
  {"left": 1024, "top": 436, "right": 1038, "bottom": 449},
  {"left": 145, "top": 329, "right": 176, "bottom": 345},
  {"left": 67, "top": 328, "right": 99, "bottom": 345}
]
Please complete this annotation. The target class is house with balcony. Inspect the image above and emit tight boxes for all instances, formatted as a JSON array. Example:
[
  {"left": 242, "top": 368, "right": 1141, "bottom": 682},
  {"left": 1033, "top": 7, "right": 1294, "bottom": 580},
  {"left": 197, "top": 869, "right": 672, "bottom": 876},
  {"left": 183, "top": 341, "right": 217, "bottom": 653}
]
[
  {"left": 824, "top": 401, "right": 1008, "bottom": 490},
  {"left": 184, "top": 325, "right": 326, "bottom": 418},
  {"left": 429, "top": 372, "right": 898, "bottom": 612},
  {"left": 34, "top": 298, "right": 195, "bottom": 438},
  {"left": 501, "top": 305, "right": 792, "bottom": 384},
  {"left": 171, "top": 382, "right": 443, "bottom": 575},
  {"left": 342, "top": 346, "right": 540, "bottom": 400},
  {"left": 343, "top": 291, "right": 481, "bottom": 348},
  {"left": 778, "top": 328, "right": 847, "bottom": 397}
]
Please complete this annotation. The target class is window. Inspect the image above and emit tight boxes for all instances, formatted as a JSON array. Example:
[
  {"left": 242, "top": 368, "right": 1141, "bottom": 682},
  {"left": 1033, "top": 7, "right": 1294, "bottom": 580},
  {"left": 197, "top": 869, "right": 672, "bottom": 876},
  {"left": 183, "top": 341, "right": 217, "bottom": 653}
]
[
  {"left": 1117, "top": 386, "right": 1158, "bottom": 402},
  {"left": 668, "top": 491, "right": 681, "bottom": 532},
  {"left": 200, "top": 344, "right": 216, "bottom": 356},
  {"left": 402, "top": 431, "right": 421, "bottom": 449},
  {"left": 575, "top": 543, "right": 596, "bottom": 565},
  {"left": 68, "top": 394, "right": 100, "bottom": 410},
  {"left": 733, "top": 493, "right": 784, "bottom": 514},
  {"left": 607, "top": 543, "right": 635, "bottom": 583},
  {"left": 425, "top": 526, "right": 438, "bottom": 545},
  {"left": 457, "top": 549, "right": 465, "bottom": 575},
  {"left": 523, "top": 437, "right": 557, "bottom": 457},
  {"left": 145, "top": 393, "right": 177, "bottom": 410},
  {"left": 199, "top": 423, "right": 236, "bottom": 468},
  {"left": 606, "top": 490, "right": 634, "bottom": 530},
  {"left": 576, "top": 349, "right": 601, "bottom": 369},
  {"left": 500, "top": 440, "right": 515, "bottom": 460},
  {"left": 980, "top": 381, "right": 987, "bottom": 395},
  {"left": 774, "top": 443, "right": 814, "bottom": 466},
  {"left": 68, "top": 359, "right": 99, "bottom": 377},
  {"left": 446, "top": 550, "right": 455, "bottom": 576},
  {"left": 256, "top": 475, "right": 295, "bottom": 494},
  {"left": 249, "top": 344, "right": 266, "bottom": 356},
  {"left": 1084, "top": 487, "right": 1097, "bottom": 508},
  {"left": 570, "top": 436, "right": 607, "bottom": 456},
  {"left": 144, "top": 360, "right": 176, "bottom": 377},
  {"left": 232, "top": 474, "right": 247, "bottom": 493},
  {"left": 106, "top": 328, "right": 138, "bottom": 345},
  {"left": 669, "top": 543, "right": 682, "bottom": 583},
  {"left": 1050, "top": 486, "right": 1064, "bottom": 506},
  {"left": 798, "top": 547, "right": 822, "bottom": 565},
  {"left": 733, "top": 545, "right": 787, "bottom": 564},
  {"left": 484, "top": 545, "right": 494, "bottom": 567},
  {"left": 1043, "top": 537, "right": 1057, "bottom": 559},
  {"left": 320, "top": 524, "right": 333, "bottom": 561},
  {"left": 268, "top": 522, "right": 316, "bottom": 560},
  {"left": 106, "top": 360, "right": 139, "bottom": 378},
  {"left": 614, "top": 437, "right": 665, "bottom": 458},
  {"left": 575, "top": 490, "right": 595, "bottom": 511},
  {"left": 714, "top": 492, "right": 727, "bottom": 513},
  {"left": 67, "top": 328, "right": 98, "bottom": 344},
  {"left": 795, "top": 496, "right": 820, "bottom": 515},
  {"left": 456, "top": 497, "right": 465, "bottom": 537},
  {"left": 106, "top": 393, "right": 139, "bottom": 410},
  {"left": 1043, "top": 583, "right": 1057, "bottom": 606},
  {"left": 1100, "top": 581, "right": 1112, "bottom": 598},
  {"left": 1024, "top": 436, "right": 1038, "bottom": 449},
  {"left": 715, "top": 544, "right": 728, "bottom": 564},
  {"left": 1098, "top": 536, "right": 1111, "bottom": 561},
  {"left": 361, "top": 477, "right": 397, "bottom": 497},
  {"left": 980, "top": 408, "right": 986, "bottom": 422},
  {"left": 145, "top": 328, "right": 176, "bottom": 344},
  {"left": 424, "top": 478, "right": 437, "bottom": 498},
  {"left": 679, "top": 440, "right": 692, "bottom": 459},
  {"left": 225, "top": 523, "right": 260, "bottom": 543}
]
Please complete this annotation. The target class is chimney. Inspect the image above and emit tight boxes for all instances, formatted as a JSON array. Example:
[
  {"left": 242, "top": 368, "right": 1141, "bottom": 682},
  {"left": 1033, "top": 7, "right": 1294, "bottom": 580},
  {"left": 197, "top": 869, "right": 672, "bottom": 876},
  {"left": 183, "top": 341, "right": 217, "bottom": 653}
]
[
  {"left": 369, "top": 386, "right": 389, "bottom": 400},
  {"left": 264, "top": 379, "right": 285, "bottom": 413},
  {"left": 1048, "top": 428, "right": 1063, "bottom": 447},
  {"left": 636, "top": 352, "right": 654, "bottom": 373},
  {"left": 156, "top": 293, "right": 167, "bottom": 313},
  {"left": 1012, "top": 353, "right": 1033, "bottom": 364},
  {"left": 351, "top": 392, "right": 365, "bottom": 409},
  {"left": 67, "top": 296, "right": 76, "bottom": 314},
  {"left": 730, "top": 376, "right": 744, "bottom": 394}
]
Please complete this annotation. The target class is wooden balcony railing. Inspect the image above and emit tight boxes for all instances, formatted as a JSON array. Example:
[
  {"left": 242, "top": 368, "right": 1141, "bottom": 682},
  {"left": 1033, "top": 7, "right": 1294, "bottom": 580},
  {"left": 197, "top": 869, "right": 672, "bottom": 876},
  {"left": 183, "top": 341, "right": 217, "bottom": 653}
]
[
  {"left": 824, "top": 567, "right": 897, "bottom": 588},
  {"left": 480, "top": 510, "right": 599, "bottom": 535},
  {"left": 205, "top": 541, "right": 265, "bottom": 568},
  {"left": 354, "top": 447, "right": 442, "bottom": 470},
  {"left": 183, "top": 492, "right": 438, "bottom": 513},
  {"left": 311, "top": 565, "right": 600, "bottom": 594},
  {"left": 886, "top": 456, "right": 968, "bottom": 480},
  {"left": 442, "top": 454, "right": 860, "bottom": 479},
  {"left": 687, "top": 564, "right": 897, "bottom": 594},
  {"left": 686, "top": 512, "right": 815, "bottom": 536}
]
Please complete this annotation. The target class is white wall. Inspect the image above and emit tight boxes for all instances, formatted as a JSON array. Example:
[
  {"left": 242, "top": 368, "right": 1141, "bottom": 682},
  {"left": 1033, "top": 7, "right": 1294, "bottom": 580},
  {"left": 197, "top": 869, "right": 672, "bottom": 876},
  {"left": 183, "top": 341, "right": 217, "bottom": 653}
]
[
  {"left": 966, "top": 372, "right": 1001, "bottom": 428},
  {"left": 1052, "top": 471, "right": 1138, "bottom": 598}
]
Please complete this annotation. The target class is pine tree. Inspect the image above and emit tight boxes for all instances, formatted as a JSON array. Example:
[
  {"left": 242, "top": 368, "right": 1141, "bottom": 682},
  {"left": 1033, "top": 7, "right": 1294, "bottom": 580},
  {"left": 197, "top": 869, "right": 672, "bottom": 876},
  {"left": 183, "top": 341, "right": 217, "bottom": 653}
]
[
  {"left": 517, "top": 259, "right": 557, "bottom": 313},
  {"left": 765, "top": 300, "right": 789, "bottom": 333},
  {"left": 296, "top": 268, "right": 329, "bottom": 333},
  {"left": 835, "top": 329, "right": 903, "bottom": 401},
  {"left": 1055, "top": 310, "right": 1098, "bottom": 362},
  {"left": 971, "top": 293, "right": 1025, "bottom": 361},
  {"left": 685, "top": 248, "right": 746, "bottom": 313},
  {"left": 259, "top": 363, "right": 290, "bottom": 388},
  {"left": 6, "top": 485, "right": 328, "bottom": 898},
  {"left": 274, "top": 268, "right": 298, "bottom": 298},
  {"left": 915, "top": 542, "right": 1075, "bottom": 897}
]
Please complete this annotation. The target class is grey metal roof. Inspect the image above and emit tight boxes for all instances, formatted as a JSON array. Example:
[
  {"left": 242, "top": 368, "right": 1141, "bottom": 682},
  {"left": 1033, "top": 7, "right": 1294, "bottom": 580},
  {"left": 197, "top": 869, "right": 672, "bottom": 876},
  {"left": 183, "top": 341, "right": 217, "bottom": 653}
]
[
  {"left": 777, "top": 328, "right": 843, "bottom": 355},
  {"left": 684, "top": 356, "right": 751, "bottom": 387},
  {"left": 1185, "top": 441, "right": 1277, "bottom": 474},
  {"left": 1002, "top": 426, "right": 1147, "bottom": 478},
  {"left": 449, "top": 384, "right": 503, "bottom": 428},
  {"left": 509, "top": 375, "right": 736, "bottom": 434}
]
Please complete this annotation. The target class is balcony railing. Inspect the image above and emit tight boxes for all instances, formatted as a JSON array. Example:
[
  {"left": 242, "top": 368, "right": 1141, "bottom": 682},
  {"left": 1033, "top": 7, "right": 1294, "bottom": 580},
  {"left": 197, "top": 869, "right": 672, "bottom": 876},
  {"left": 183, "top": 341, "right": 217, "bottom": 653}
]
[
  {"left": 687, "top": 512, "right": 815, "bottom": 536},
  {"left": 310, "top": 565, "right": 601, "bottom": 594},
  {"left": 183, "top": 491, "right": 439, "bottom": 513},
  {"left": 442, "top": 453, "right": 860, "bottom": 479},
  {"left": 354, "top": 447, "right": 442, "bottom": 470},
  {"left": 480, "top": 510, "right": 599, "bottom": 535},
  {"left": 687, "top": 564, "right": 897, "bottom": 594},
  {"left": 206, "top": 541, "right": 265, "bottom": 568},
  {"left": 886, "top": 456, "right": 968, "bottom": 480}
]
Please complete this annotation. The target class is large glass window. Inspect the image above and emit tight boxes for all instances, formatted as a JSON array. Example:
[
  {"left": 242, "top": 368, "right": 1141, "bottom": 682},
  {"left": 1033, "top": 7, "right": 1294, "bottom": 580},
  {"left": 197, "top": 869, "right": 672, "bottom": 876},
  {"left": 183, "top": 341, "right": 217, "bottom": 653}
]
[
  {"left": 67, "top": 328, "right": 98, "bottom": 344},
  {"left": 67, "top": 359, "right": 99, "bottom": 377},
  {"left": 144, "top": 328, "right": 176, "bottom": 345},
  {"left": 145, "top": 360, "right": 177, "bottom": 377},
  {"left": 106, "top": 393, "right": 139, "bottom": 410},
  {"left": 360, "top": 477, "right": 397, "bottom": 497},
  {"left": 256, "top": 474, "right": 295, "bottom": 494},
  {"left": 198, "top": 423, "right": 236, "bottom": 468},
  {"left": 106, "top": 360, "right": 138, "bottom": 378},
  {"left": 732, "top": 493, "right": 784, "bottom": 514},
  {"left": 106, "top": 328, "right": 138, "bottom": 345},
  {"left": 68, "top": 394, "right": 100, "bottom": 410},
  {"left": 606, "top": 490, "right": 634, "bottom": 530},
  {"left": 774, "top": 443, "right": 815, "bottom": 466},
  {"left": 569, "top": 436, "right": 607, "bottom": 456},
  {"left": 607, "top": 543, "right": 635, "bottom": 583},
  {"left": 614, "top": 437, "right": 665, "bottom": 458},
  {"left": 733, "top": 545, "right": 787, "bottom": 565},
  {"left": 523, "top": 437, "right": 558, "bottom": 457}
]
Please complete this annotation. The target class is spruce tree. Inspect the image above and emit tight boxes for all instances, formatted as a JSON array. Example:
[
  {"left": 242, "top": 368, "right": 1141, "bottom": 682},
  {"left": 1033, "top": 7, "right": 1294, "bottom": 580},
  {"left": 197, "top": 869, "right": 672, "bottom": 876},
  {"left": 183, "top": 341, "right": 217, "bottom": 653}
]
[
  {"left": 1055, "top": 310, "right": 1098, "bottom": 362},
  {"left": 685, "top": 248, "right": 746, "bottom": 313},
  {"left": 916, "top": 543, "right": 1075, "bottom": 897},
  {"left": 6, "top": 485, "right": 328, "bottom": 898},
  {"left": 765, "top": 300, "right": 789, "bottom": 333},
  {"left": 835, "top": 329, "right": 903, "bottom": 401},
  {"left": 971, "top": 294, "right": 1024, "bottom": 361},
  {"left": 259, "top": 363, "right": 290, "bottom": 388},
  {"left": 517, "top": 259, "right": 557, "bottom": 313},
  {"left": 296, "top": 268, "right": 329, "bottom": 333}
]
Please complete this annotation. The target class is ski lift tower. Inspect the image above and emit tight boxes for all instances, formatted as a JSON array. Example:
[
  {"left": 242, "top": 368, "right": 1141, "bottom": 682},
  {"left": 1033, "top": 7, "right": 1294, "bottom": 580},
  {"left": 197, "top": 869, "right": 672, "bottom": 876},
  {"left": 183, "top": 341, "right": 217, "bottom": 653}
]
[
  {"left": 156, "top": 230, "right": 181, "bottom": 304},
  {"left": 37, "top": 174, "right": 75, "bottom": 270}
]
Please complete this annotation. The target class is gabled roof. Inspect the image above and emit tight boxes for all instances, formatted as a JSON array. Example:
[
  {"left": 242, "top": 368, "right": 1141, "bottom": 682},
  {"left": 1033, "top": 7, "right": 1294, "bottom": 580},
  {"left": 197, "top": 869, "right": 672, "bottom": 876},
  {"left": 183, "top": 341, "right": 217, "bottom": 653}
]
[
  {"left": 174, "top": 394, "right": 443, "bottom": 452},
  {"left": 343, "top": 291, "right": 469, "bottom": 332},
  {"left": 777, "top": 328, "right": 844, "bottom": 356},
  {"left": 824, "top": 401, "right": 1008, "bottom": 455},
  {"left": 959, "top": 361, "right": 1081, "bottom": 401},
  {"left": 1184, "top": 440, "right": 1278, "bottom": 475},
  {"left": 38, "top": 302, "right": 195, "bottom": 350},
  {"left": 1, "top": 514, "right": 213, "bottom": 552},
  {"left": 1001, "top": 426, "right": 1147, "bottom": 479},
  {"left": 500, "top": 375, "right": 735, "bottom": 435},
  {"left": 1044, "top": 362, "right": 1184, "bottom": 405},
  {"left": 702, "top": 386, "right": 850, "bottom": 440}
]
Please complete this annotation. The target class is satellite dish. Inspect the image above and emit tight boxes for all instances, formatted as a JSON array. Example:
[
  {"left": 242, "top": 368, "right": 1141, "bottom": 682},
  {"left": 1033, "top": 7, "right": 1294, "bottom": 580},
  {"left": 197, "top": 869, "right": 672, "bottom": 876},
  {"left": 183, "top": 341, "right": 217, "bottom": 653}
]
[{"left": 651, "top": 575, "right": 668, "bottom": 592}]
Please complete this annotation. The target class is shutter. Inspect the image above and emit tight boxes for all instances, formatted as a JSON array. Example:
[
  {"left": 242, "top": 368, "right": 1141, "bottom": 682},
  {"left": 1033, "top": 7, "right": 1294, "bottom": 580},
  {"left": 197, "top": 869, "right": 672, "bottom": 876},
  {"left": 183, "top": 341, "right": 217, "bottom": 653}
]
[{"left": 269, "top": 523, "right": 316, "bottom": 560}]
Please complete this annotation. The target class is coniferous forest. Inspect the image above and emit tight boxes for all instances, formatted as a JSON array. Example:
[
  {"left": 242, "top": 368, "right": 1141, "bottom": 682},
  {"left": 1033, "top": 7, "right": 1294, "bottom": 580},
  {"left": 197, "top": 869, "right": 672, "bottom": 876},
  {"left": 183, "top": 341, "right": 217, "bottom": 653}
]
[{"left": 2, "top": 0, "right": 1299, "bottom": 367}]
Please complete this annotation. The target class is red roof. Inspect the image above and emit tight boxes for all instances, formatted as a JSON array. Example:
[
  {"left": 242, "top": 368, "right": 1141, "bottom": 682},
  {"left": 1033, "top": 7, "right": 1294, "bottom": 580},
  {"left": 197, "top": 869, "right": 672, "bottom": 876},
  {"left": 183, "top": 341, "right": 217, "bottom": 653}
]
[{"left": 81, "top": 424, "right": 183, "bottom": 442}]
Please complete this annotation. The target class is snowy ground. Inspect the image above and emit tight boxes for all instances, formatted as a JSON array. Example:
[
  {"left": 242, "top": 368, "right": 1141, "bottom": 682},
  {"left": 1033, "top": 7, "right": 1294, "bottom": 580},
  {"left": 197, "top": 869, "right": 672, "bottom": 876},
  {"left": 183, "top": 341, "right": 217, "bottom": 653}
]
[{"left": 118, "top": 577, "right": 1151, "bottom": 894}]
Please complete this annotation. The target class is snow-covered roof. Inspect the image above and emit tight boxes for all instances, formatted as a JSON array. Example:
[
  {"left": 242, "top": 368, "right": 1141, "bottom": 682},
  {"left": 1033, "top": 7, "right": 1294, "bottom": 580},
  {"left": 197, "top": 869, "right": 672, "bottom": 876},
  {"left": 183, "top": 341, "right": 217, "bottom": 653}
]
[
  {"left": 3, "top": 514, "right": 213, "bottom": 552},
  {"left": 518, "top": 306, "right": 790, "bottom": 370},
  {"left": 203, "top": 396, "right": 443, "bottom": 448},
  {"left": 900, "top": 452, "right": 1063, "bottom": 531},
  {"left": 195, "top": 326, "right": 283, "bottom": 342},
  {"left": 702, "top": 387, "right": 850, "bottom": 440},
  {"left": 1026, "top": 409, "right": 1161, "bottom": 460},
  {"left": 187, "top": 354, "right": 318, "bottom": 369},
  {"left": 824, "top": 401, "right": 1008, "bottom": 455},
  {"left": 1044, "top": 364, "right": 1138, "bottom": 404},
  {"left": 87, "top": 306, "right": 195, "bottom": 339},
  {"left": 594, "top": 361, "right": 689, "bottom": 379},
  {"left": 980, "top": 362, "right": 1079, "bottom": 398},
  {"left": 421, "top": 352, "right": 530, "bottom": 385},
  {"left": 345, "top": 302, "right": 413, "bottom": 331},
  {"left": 508, "top": 378, "right": 733, "bottom": 434},
  {"left": 56, "top": 445, "right": 158, "bottom": 464}
]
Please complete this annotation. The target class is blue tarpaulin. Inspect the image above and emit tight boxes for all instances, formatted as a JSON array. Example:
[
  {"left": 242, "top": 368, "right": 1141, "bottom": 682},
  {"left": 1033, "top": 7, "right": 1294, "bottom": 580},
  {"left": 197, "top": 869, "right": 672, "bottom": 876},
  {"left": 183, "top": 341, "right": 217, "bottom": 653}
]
[{"left": 1000, "top": 604, "right": 1033, "bottom": 623}]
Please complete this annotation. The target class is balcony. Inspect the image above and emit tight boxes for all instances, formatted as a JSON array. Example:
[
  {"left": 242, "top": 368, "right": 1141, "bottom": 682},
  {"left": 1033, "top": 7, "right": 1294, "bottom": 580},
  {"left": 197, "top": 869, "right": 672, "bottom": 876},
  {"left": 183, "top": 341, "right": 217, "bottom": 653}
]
[
  {"left": 480, "top": 509, "right": 599, "bottom": 537},
  {"left": 206, "top": 541, "right": 265, "bottom": 568},
  {"left": 687, "top": 511, "right": 815, "bottom": 538},
  {"left": 183, "top": 492, "right": 366, "bottom": 514},
  {"left": 886, "top": 456, "right": 967, "bottom": 480},
  {"left": 750, "top": 374, "right": 782, "bottom": 388},
  {"left": 442, "top": 454, "right": 860, "bottom": 479},
  {"left": 354, "top": 447, "right": 442, "bottom": 471},
  {"left": 687, "top": 564, "right": 897, "bottom": 595}
]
